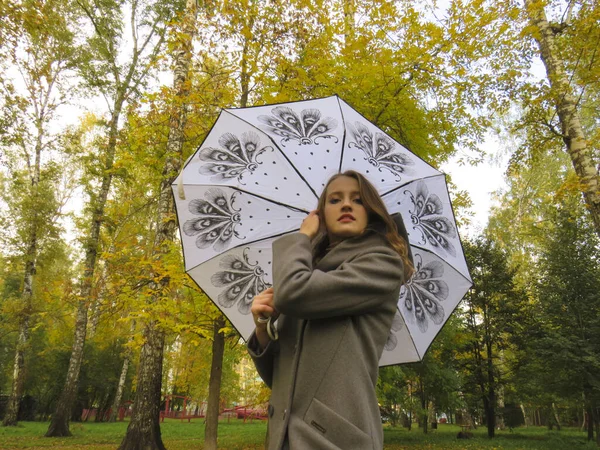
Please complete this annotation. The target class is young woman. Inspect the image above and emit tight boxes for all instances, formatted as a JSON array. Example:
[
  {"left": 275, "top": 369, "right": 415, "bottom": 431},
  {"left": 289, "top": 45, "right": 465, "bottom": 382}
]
[{"left": 248, "top": 170, "right": 413, "bottom": 450}]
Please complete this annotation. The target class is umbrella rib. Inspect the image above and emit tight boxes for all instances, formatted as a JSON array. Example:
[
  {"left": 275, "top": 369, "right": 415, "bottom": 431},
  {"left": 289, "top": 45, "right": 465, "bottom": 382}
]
[
  {"left": 184, "top": 228, "right": 301, "bottom": 272},
  {"left": 226, "top": 95, "right": 337, "bottom": 113},
  {"left": 336, "top": 95, "right": 347, "bottom": 174},
  {"left": 179, "top": 182, "right": 311, "bottom": 214},
  {"left": 223, "top": 110, "right": 320, "bottom": 201},
  {"left": 379, "top": 173, "right": 445, "bottom": 198},
  {"left": 334, "top": 97, "right": 444, "bottom": 178},
  {"left": 406, "top": 243, "right": 473, "bottom": 283},
  {"left": 441, "top": 175, "right": 475, "bottom": 285},
  {"left": 398, "top": 306, "right": 422, "bottom": 361}
]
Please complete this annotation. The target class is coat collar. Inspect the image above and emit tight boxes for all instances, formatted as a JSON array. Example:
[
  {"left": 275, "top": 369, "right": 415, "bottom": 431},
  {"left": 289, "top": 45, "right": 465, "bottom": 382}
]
[{"left": 314, "top": 226, "right": 389, "bottom": 271}]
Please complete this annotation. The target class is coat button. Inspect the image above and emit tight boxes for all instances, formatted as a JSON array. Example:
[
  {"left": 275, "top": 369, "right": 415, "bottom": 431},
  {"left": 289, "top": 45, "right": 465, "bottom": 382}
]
[
  {"left": 283, "top": 409, "right": 287, "bottom": 420},
  {"left": 268, "top": 404, "right": 274, "bottom": 417}
]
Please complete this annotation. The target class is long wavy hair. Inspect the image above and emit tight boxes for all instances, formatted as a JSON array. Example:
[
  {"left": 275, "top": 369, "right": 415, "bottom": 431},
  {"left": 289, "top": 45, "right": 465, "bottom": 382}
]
[{"left": 313, "top": 170, "right": 414, "bottom": 281}]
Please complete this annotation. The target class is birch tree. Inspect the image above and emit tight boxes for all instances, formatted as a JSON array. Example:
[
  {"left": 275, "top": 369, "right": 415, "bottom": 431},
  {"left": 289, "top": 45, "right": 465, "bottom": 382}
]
[
  {"left": 523, "top": 0, "right": 600, "bottom": 239},
  {"left": 0, "top": 0, "right": 77, "bottom": 426},
  {"left": 118, "top": 0, "right": 195, "bottom": 447},
  {"left": 46, "top": 0, "right": 175, "bottom": 437}
]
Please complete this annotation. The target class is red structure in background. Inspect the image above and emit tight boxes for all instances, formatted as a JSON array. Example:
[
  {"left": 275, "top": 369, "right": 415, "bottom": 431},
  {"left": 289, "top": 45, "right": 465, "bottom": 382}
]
[
  {"left": 81, "top": 400, "right": 133, "bottom": 422},
  {"left": 82, "top": 398, "right": 268, "bottom": 423},
  {"left": 230, "top": 405, "right": 268, "bottom": 423},
  {"left": 160, "top": 395, "right": 206, "bottom": 422},
  {"left": 159, "top": 395, "right": 268, "bottom": 423}
]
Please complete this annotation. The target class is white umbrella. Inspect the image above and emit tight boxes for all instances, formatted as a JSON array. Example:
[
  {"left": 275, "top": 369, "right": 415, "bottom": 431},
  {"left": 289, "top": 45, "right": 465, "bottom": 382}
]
[{"left": 172, "top": 95, "right": 472, "bottom": 366}]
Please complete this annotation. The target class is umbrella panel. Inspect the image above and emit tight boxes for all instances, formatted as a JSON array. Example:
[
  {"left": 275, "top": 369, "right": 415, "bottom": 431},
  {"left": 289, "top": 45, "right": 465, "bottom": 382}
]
[
  {"left": 382, "top": 175, "right": 471, "bottom": 280},
  {"left": 187, "top": 238, "right": 275, "bottom": 340},
  {"left": 227, "top": 97, "right": 346, "bottom": 195},
  {"left": 178, "top": 110, "right": 318, "bottom": 212},
  {"left": 172, "top": 184, "right": 305, "bottom": 272}
]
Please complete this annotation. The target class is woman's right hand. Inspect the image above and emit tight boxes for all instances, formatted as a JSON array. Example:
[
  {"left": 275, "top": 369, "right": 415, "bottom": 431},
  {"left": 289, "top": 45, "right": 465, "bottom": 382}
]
[{"left": 251, "top": 287, "right": 279, "bottom": 330}]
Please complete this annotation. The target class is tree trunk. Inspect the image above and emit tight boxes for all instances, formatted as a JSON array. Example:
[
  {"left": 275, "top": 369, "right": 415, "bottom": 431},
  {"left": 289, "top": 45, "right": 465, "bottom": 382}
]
[
  {"left": 519, "top": 404, "right": 529, "bottom": 427},
  {"left": 485, "top": 313, "right": 495, "bottom": 438},
  {"left": 343, "top": 0, "right": 355, "bottom": 47},
  {"left": 87, "top": 291, "right": 104, "bottom": 338},
  {"left": 524, "top": 0, "right": 600, "bottom": 239},
  {"left": 119, "top": 1, "right": 196, "bottom": 447},
  {"left": 496, "top": 385, "right": 505, "bottom": 430},
  {"left": 118, "top": 324, "right": 166, "bottom": 450},
  {"left": 2, "top": 316, "right": 30, "bottom": 426},
  {"left": 407, "top": 381, "right": 412, "bottom": 431},
  {"left": 109, "top": 344, "right": 132, "bottom": 422},
  {"left": 46, "top": 95, "right": 125, "bottom": 437},
  {"left": 3, "top": 123, "right": 42, "bottom": 427},
  {"left": 587, "top": 405, "right": 594, "bottom": 441},
  {"left": 552, "top": 402, "right": 561, "bottom": 431},
  {"left": 592, "top": 410, "right": 600, "bottom": 447},
  {"left": 205, "top": 317, "right": 226, "bottom": 450}
]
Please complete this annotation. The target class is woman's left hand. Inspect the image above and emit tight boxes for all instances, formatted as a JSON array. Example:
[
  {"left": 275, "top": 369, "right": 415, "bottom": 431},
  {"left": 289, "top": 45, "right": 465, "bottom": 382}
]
[{"left": 299, "top": 210, "right": 320, "bottom": 239}]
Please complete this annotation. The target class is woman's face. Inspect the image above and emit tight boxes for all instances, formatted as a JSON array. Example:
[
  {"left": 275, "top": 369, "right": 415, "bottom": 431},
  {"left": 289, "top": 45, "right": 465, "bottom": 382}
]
[{"left": 323, "top": 176, "right": 368, "bottom": 244}]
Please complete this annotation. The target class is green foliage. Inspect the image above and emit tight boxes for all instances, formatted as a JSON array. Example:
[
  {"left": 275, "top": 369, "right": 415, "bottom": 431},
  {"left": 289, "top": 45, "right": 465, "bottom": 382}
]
[{"left": 512, "top": 198, "right": 600, "bottom": 408}]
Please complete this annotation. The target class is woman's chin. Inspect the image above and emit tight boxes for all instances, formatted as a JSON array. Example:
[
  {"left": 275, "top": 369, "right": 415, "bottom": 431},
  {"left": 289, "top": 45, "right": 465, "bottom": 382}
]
[{"left": 330, "top": 228, "right": 365, "bottom": 241}]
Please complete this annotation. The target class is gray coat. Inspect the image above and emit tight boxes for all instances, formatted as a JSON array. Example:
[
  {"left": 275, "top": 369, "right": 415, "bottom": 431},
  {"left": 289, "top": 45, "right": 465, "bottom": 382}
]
[{"left": 248, "top": 226, "right": 405, "bottom": 450}]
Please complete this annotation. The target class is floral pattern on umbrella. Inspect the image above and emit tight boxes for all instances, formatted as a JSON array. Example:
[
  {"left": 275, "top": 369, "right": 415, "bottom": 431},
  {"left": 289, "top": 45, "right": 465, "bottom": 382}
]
[
  {"left": 384, "top": 310, "right": 405, "bottom": 351},
  {"left": 347, "top": 122, "right": 415, "bottom": 180},
  {"left": 258, "top": 106, "right": 338, "bottom": 146},
  {"left": 400, "top": 253, "right": 449, "bottom": 333},
  {"left": 210, "top": 250, "right": 271, "bottom": 315},
  {"left": 183, "top": 188, "right": 243, "bottom": 251},
  {"left": 406, "top": 181, "right": 457, "bottom": 257},
  {"left": 197, "top": 131, "right": 271, "bottom": 183}
]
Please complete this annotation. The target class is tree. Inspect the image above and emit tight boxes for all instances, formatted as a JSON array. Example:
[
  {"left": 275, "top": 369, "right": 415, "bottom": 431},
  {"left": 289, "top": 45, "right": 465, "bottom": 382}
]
[
  {"left": 533, "top": 197, "right": 600, "bottom": 443},
  {"left": 0, "top": 0, "right": 78, "bottom": 426},
  {"left": 118, "top": 0, "right": 195, "bottom": 447},
  {"left": 46, "top": 0, "right": 176, "bottom": 437},
  {"left": 523, "top": 0, "right": 600, "bottom": 239},
  {"left": 204, "top": 317, "right": 226, "bottom": 450},
  {"left": 460, "top": 237, "right": 522, "bottom": 438}
]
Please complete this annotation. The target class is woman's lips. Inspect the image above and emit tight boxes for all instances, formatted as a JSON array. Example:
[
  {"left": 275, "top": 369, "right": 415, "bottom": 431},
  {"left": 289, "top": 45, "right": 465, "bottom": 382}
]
[{"left": 338, "top": 215, "right": 355, "bottom": 222}]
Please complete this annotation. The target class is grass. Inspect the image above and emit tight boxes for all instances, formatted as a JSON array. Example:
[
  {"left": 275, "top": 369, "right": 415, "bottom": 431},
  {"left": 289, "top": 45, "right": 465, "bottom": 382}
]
[
  {"left": 0, "top": 420, "right": 597, "bottom": 449},
  {"left": 383, "top": 424, "right": 598, "bottom": 449}
]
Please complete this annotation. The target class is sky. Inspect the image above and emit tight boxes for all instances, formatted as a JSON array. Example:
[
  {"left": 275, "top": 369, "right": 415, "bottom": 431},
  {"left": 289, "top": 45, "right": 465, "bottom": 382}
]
[{"left": 441, "top": 149, "right": 508, "bottom": 238}]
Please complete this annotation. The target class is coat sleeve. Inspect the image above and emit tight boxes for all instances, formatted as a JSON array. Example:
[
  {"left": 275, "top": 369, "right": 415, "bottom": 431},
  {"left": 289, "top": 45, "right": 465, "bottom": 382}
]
[
  {"left": 247, "top": 330, "right": 277, "bottom": 388},
  {"left": 272, "top": 233, "right": 403, "bottom": 320}
]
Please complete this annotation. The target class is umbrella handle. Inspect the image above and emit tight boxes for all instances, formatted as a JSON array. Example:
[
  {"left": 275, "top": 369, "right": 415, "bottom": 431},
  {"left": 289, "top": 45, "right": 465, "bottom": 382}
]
[
  {"left": 176, "top": 151, "right": 198, "bottom": 200},
  {"left": 266, "top": 317, "right": 279, "bottom": 341}
]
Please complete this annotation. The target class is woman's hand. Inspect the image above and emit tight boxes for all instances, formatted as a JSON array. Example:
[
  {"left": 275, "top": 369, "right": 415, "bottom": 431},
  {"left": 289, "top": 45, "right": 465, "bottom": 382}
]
[
  {"left": 251, "top": 287, "right": 279, "bottom": 328},
  {"left": 299, "top": 210, "right": 320, "bottom": 239},
  {"left": 251, "top": 287, "right": 278, "bottom": 349}
]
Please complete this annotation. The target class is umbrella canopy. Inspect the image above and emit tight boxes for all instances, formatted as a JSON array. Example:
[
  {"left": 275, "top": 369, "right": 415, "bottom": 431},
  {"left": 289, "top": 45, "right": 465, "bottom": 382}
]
[{"left": 172, "top": 95, "right": 472, "bottom": 366}]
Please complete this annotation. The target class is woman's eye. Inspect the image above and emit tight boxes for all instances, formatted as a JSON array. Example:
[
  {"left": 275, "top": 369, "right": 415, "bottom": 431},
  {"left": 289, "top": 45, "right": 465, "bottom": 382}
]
[
  {"left": 354, "top": 198, "right": 363, "bottom": 204},
  {"left": 329, "top": 198, "right": 340, "bottom": 204}
]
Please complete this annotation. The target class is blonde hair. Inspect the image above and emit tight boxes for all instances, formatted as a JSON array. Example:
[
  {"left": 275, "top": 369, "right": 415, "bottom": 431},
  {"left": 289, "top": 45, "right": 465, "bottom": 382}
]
[{"left": 313, "top": 170, "right": 414, "bottom": 281}]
